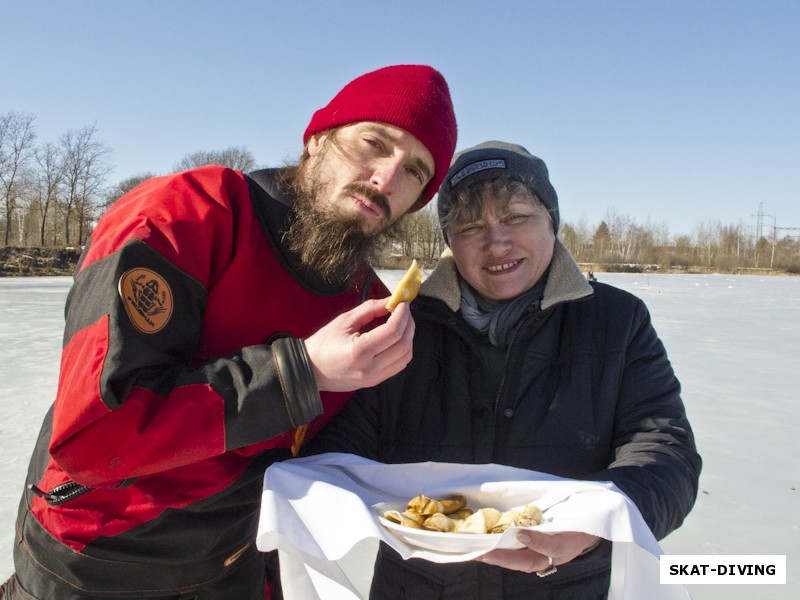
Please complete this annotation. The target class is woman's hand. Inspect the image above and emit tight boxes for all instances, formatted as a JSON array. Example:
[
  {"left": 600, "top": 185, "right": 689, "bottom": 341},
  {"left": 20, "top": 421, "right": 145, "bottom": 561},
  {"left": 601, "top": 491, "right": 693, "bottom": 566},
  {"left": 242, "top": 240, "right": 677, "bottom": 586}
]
[{"left": 476, "top": 530, "right": 601, "bottom": 575}]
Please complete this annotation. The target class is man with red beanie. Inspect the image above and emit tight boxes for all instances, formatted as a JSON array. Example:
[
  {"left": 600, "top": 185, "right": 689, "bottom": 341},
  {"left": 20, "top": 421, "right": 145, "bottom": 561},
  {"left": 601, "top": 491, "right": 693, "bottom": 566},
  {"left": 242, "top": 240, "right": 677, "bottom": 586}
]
[{"left": 1, "top": 64, "right": 457, "bottom": 599}]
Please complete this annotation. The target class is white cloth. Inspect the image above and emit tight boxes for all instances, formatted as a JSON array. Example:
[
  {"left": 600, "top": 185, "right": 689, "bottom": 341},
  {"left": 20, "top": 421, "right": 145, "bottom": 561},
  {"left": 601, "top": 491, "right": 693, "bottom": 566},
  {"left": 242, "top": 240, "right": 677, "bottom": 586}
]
[{"left": 256, "top": 453, "right": 690, "bottom": 599}]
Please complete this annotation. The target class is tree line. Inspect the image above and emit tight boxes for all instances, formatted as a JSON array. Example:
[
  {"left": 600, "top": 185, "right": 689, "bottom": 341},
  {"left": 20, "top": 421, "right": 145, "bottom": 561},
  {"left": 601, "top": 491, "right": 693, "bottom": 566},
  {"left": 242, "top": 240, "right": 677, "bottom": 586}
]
[
  {"left": 389, "top": 206, "right": 800, "bottom": 274},
  {"left": 2, "top": 110, "right": 798, "bottom": 274},
  {"left": 0, "top": 111, "right": 256, "bottom": 249}
]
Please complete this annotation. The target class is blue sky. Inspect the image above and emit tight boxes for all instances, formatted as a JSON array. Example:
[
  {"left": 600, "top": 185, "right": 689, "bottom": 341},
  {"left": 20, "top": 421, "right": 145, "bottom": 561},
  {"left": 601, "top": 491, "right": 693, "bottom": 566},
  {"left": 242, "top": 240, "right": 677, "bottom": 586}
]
[{"left": 4, "top": 0, "right": 799, "bottom": 237}]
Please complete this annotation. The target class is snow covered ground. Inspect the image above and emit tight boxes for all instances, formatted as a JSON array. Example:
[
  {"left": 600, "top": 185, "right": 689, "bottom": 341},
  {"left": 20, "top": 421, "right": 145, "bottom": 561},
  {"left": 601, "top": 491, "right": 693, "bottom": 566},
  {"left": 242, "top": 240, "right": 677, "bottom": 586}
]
[{"left": 1, "top": 272, "right": 797, "bottom": 599}]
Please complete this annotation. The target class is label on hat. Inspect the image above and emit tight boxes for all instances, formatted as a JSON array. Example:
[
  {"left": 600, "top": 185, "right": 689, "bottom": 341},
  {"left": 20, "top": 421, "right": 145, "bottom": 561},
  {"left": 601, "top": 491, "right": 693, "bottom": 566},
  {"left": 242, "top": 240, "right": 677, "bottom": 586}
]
[{"left": 449, "top": 159, "right": 506, "bottom": 188}]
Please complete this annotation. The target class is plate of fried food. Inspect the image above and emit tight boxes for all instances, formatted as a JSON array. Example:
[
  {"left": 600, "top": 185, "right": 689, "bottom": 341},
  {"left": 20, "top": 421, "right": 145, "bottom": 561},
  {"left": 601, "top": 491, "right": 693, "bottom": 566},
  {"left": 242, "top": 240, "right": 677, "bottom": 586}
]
[{"left": 372, "top": 492, "right": 543, "bottom": 554}]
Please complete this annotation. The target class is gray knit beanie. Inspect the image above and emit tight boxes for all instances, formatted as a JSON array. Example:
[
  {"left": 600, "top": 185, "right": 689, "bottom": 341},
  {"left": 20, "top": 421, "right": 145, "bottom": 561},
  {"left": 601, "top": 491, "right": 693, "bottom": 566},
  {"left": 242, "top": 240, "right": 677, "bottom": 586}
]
[{"left": 437, "top": 141, "right": 559, "bottom": 233}]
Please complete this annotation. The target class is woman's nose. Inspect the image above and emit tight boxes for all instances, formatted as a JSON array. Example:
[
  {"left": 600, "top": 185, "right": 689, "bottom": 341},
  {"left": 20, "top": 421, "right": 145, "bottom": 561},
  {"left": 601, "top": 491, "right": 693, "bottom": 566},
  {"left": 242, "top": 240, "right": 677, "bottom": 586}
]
[{"left": 484, "top": 222, "right": 512, "bottom": 250}]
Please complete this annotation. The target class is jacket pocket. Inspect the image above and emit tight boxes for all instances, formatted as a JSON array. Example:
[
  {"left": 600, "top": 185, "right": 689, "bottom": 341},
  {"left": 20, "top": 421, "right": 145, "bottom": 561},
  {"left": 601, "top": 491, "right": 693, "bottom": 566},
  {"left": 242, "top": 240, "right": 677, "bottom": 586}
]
[{"left": 28, "top": 480, "right": 93, "bottom": 506}]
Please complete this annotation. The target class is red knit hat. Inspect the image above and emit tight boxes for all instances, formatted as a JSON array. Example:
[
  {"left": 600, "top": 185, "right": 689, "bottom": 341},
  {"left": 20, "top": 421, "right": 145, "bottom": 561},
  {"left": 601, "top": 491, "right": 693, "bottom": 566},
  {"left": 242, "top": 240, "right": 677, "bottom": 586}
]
[{"left": 303, "top": 64, "right": 458, "bottom": 210}]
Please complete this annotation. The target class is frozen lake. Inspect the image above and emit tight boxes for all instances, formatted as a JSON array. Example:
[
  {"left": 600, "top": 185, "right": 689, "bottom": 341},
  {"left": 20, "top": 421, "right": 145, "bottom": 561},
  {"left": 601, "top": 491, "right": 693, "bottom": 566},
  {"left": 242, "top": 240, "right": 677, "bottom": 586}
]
[{"left": 1, "top": 271, "right": 798, "bottom": 599}]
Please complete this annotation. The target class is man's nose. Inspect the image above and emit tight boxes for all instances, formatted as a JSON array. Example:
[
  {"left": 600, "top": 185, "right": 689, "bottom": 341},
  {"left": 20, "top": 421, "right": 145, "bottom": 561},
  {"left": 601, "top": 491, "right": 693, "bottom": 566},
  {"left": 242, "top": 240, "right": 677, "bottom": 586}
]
[{"left": 369, "top": 158, "right": 402, "bottom": 195}]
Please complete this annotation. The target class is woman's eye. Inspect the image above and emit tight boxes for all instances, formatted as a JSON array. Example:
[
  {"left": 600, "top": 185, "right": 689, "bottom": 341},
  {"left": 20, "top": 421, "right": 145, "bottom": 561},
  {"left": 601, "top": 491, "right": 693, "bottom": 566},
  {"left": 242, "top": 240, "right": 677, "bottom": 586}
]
[
  {"left": 505, "top": 214, "right": 530, "bottom": 225},
  {"left": 458, "top": 224, "right": 482, "bottom": 235}
]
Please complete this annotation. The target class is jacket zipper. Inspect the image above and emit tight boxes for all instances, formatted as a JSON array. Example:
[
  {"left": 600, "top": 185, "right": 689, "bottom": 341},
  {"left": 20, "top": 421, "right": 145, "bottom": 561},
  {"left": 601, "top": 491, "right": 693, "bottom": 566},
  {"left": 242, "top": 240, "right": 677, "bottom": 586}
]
[
  {"left": 489, "top": 311, "right": 544, "bottom": 453},
  {"left": 28, "top": 481, "right": 93, "bottom": 506}
]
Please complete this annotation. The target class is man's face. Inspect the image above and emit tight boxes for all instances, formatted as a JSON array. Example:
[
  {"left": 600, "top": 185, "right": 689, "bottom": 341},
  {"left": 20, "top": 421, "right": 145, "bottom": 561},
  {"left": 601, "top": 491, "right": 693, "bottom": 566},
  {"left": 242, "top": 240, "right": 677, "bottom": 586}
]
[
  {"left": 284, "top": 122, "right": 435, "bottom": 285},
  {"left": 304, "top": 122, "right": 435, "bottom": 234}
]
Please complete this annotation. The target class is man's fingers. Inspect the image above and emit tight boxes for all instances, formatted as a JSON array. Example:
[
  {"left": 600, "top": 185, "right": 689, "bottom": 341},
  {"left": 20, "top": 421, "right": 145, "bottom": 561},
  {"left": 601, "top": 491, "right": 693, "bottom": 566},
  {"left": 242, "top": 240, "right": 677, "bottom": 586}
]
[
  {"left": 354, "top": 300, "right": 411, "bottom": 352},
  {"left": 354, "top": 304, "right": 414, "bottom": 384},
  {"left": 370, "top": 320, "right": 415, "bottom": 379},
  {"left": 342, "top": 298, "right": 393, "bottom": 331},
  {"left": 304, "top": 300, "right": 414, "bottom": 392}
]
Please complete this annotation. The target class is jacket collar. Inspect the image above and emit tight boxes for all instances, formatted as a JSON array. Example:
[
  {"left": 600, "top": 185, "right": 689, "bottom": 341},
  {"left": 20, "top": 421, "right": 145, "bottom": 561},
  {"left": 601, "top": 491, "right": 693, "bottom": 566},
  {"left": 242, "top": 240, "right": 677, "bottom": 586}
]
[{"left": 419, "top": 239, "right": 593, "bottom": 312}]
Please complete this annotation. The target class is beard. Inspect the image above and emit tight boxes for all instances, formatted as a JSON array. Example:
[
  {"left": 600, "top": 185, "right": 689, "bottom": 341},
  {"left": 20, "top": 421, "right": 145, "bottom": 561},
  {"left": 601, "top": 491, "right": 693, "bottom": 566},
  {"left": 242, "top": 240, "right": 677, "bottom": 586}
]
[{"left": 281, "top": 169, "right": 401, "bottom": 285}]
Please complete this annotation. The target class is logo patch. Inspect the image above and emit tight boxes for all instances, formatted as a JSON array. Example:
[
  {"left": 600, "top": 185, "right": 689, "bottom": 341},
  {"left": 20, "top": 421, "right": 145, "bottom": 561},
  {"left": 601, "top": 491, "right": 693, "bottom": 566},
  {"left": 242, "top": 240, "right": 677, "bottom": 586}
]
[{"left": 118, "top": 268, "right": 173, "bottom": 334}]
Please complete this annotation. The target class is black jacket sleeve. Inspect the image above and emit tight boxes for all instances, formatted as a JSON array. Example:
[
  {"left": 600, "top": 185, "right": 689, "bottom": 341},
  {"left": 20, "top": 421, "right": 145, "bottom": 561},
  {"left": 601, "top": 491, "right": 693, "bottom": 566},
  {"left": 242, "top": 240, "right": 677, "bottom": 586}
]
[{"left": 590, "top": 299, "right": 701, "bottom": 540}]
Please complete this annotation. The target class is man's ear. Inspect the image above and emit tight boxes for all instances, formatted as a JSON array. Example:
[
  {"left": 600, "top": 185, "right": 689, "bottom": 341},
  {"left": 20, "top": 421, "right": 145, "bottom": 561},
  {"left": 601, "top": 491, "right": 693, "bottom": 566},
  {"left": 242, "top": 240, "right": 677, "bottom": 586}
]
[{"left": 307, "top": 132, "right": 326, "bottom": 157}]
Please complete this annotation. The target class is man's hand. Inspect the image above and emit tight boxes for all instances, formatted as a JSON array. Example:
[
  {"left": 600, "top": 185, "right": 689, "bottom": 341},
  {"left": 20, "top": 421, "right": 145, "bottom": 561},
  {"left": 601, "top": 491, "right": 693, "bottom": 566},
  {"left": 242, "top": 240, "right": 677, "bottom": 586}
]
[
  {"left": 476, "top": 530, "right": 601, "bottom": 574},
  {"left": 304, "top": 299, "right": 415, "bottom": 392}
]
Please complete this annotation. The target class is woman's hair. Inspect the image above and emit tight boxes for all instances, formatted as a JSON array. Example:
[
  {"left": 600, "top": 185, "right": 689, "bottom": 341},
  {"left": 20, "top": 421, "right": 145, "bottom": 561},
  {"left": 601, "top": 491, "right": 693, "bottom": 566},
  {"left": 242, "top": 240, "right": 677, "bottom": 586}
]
[{"left": 440, "top": 176, "right": 554, "bottom": 235}]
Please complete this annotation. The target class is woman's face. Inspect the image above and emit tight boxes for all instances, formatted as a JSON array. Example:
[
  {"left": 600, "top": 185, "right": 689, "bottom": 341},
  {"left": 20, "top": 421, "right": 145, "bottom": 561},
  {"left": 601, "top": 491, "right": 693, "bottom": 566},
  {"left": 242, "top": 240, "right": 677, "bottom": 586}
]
[{"left": 447, "top": 192, "right": 555, "bottom": 302}]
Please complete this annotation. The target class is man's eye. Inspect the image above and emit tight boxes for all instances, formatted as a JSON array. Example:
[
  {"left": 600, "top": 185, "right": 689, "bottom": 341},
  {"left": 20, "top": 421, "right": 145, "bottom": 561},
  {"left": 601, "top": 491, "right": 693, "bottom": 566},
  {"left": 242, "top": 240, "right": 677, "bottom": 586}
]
[
  {"left": 407, "top": 167, "right": 424, "bottom": 183},
  {"left": 364, "top": 138, "right": 385, "bottom": 152}
]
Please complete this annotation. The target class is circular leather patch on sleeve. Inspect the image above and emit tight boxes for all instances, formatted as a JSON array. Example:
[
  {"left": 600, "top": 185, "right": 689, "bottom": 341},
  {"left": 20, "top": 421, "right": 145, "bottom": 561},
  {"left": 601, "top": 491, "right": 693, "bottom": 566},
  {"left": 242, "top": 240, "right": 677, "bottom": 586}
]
[{"left": 118, "top": 268, "right": 174, "bottom": 333}]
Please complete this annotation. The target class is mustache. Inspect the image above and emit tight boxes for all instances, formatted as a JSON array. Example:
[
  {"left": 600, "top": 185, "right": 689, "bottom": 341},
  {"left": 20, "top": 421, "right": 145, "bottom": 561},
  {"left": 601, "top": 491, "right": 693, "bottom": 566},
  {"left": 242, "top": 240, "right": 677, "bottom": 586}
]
[{"left": 342, "top": 183, "right": 391, "bottom": 221}]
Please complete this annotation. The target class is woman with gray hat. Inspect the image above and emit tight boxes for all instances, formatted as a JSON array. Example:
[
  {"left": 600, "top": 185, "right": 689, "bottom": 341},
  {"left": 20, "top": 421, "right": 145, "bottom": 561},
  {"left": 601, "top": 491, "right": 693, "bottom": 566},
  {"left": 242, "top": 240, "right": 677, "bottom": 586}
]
[{"left": 303, "top": 141, "right": 701, "bottom": 598}]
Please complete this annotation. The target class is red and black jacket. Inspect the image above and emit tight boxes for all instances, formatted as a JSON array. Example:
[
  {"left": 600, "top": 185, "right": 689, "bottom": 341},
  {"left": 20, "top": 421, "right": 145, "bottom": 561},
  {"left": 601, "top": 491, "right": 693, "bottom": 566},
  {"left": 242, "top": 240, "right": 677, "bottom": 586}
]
[{"left": 13, "top": 166, "right": 387, "bottom": 596}]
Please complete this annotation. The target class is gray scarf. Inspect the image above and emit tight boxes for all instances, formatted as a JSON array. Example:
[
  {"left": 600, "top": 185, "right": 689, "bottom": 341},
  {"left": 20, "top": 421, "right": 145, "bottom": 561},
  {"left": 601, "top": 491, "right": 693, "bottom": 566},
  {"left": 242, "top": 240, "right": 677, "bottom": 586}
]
[{"left": 459, "top": 273, "right": 547, "bottom": 348}]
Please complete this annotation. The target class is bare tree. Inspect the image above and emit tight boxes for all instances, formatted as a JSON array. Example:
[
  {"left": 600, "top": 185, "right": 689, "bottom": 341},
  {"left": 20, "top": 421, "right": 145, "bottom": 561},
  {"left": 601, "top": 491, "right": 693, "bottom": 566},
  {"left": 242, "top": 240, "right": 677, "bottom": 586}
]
[
  {"left": 773, "top": 235, "right": 800, "bottom": 272},
  {"left": 173, "top": 146, "right": 256, "bottom": 172},
  {"left": 691, "top": 222, "right": 717, "bottom": 267},
  {"left": 60, "top": 124, "right": 113, "bottom": 245},
  {"left": 392, "top": 206, "right": 446, "bottom": 261},
  {"left": 558, "top": 223, "right": 581, "bottom": 260},
  {"left": 414, "top": 206, "right": 446, "bottom": 260},
  {"left": 672, "top": 234, "right": 693, "bottom": 266},
  {"left": 11, "top": 169, "right": 36, "bottom": 245},
  {"left": 1, "top": 111, "right": 37, "bottom": 245},
  {"left": 33, "top": 141, "right": 66, "bottom": 245},
  {"left": 559, "top": 217, "right": 593, "bottom": 263}
]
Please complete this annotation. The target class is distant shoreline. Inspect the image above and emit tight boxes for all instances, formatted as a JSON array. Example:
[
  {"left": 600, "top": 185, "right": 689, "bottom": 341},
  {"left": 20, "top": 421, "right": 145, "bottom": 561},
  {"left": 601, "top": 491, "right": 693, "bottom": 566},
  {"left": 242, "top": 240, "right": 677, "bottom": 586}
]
[
  {"left": 1, "top": 246, "right": 796, "bottom": 277},
  {"left": 0, "top": 247, "right": 83, "bottom": 277}
]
